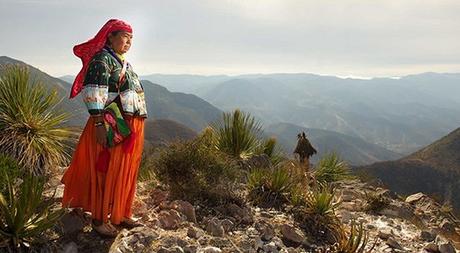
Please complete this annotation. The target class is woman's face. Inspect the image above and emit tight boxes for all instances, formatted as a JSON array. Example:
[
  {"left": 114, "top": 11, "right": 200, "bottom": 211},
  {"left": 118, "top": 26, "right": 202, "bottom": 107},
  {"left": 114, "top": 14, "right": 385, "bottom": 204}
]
[{"left": 108, "top": 31, "right": 133, "bottom": 54}]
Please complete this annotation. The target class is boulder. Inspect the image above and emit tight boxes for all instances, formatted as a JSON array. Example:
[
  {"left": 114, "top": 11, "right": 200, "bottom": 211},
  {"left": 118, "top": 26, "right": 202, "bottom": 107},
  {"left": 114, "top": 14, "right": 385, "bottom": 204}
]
[
  {"left": 438, "top": 241, "right": 456, "bottom": 253},
  {"left": 158, "top": 209, "right": 184, "bottom": 230},
  {"left": 188, "top": 225, "right": 205, "bottom": 239},
  {"left": 109, "top": 227, "right": 159, "bottom": 253},
  {"left": 197, "top": 246, "right": 222, "bottom": 253},
  {"left": 280, "top": 224, "right": 304, "bottom": 247},
  {"left": 405, "top": 192, "right": 426, "bottom": 204},
  {"left": 386, "top": 237, "right": 405, "bottom": 251},
  {"left": 170, "top": 200, "right": 197, "bottom": 223},
  {"left": 224, "top": 203, "right": 254, "bottom": 225},
  {"left": 423, "top": 243, "right": 439, "bottom": 253},
  {"left": 60, "top": 210, "right": 87, "bottom": 235},
  {"left": 420, "top": 230, "right": 437, "bottom": 242},
  {"left": 205, "top": 218, "right": 225, "bottom": 237},
  {"left": 255, "top": 221, "right": 275, "bottom": 241}
]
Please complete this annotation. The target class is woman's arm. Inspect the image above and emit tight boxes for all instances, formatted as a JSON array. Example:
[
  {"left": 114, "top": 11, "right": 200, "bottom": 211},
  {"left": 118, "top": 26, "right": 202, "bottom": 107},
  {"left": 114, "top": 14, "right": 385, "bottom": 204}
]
[{"left": 82, "top": 58, "right": 111, "bottom": 146}]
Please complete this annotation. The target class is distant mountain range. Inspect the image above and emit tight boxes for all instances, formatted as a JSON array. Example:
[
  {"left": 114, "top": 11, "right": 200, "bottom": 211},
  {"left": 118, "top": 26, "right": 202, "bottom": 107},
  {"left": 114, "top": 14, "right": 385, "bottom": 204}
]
[
  {"left": 0, "top": 56, "right": 222, "bottom": 132},
  {"left": 140, "top": 80, "right": 222, "bottom": 131},
  {"left": 4, "top": 56, "right": 460, "bottom": 168},
  {"left": 144, "top": 119, "right": 197, "bottom": 147},
  {"left": 358, "top": 127, "right": 460, "bottom": 213},
  {"left": 265, "top": 122, "right": 402, "bottom": 166},
  {"left": 141, "top": 73, "right": 460, "bottom": 155}
]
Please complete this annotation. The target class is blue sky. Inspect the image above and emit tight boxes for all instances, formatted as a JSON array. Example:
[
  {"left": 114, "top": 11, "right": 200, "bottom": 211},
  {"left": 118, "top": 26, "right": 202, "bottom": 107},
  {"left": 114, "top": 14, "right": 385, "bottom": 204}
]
[{"left": 1, "top": 0, "right": 459, "bottom": 78}]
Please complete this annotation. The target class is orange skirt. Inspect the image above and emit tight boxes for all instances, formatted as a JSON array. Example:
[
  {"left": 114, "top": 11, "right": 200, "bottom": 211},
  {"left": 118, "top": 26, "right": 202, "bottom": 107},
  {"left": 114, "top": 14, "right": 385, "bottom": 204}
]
[{"left": 61, "top": 116, "right": 145, "bottom": 224}]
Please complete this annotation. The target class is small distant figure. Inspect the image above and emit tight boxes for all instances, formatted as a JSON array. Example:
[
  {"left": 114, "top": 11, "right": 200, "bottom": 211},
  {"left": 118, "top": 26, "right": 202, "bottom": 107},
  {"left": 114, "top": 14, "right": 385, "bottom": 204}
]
[{"left": 293, "top": 131, "right": 317, "bottom": 171}]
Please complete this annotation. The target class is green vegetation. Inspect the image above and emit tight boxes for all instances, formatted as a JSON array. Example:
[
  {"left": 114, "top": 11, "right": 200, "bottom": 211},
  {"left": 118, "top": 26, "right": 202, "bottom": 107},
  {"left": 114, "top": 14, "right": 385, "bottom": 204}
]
[
  {"left": 210, "top": 109, "right": 263, "bottom": 159},
  {"left": 0, "top": 65, "right": 74, "bottom": 251},
  {"left": 0, "top": 65, "right": 74, "bottom": 175},
  {"left": 293, "top": 184, "right": 342, "bottom": 244},
  {"left": 135, "top": 108, "right": 378, "bottom": 250},
  {"left": 0, "top": 160, "right": 64, "bottom": 251},
  {"left": 258, "top": 136, "right": 285, "bottom": 165},
  {"left": 153, "top": 129, "right": 243, "bottom": 205},
  {"left": 314, "top": 152, "right": 352, "bottom": 184},
  {"left": 364, "top": 191, "right": 390, "bottom": 213},
  {"left": 304, "top": 185, "right": 340, "bottom": 217},
  {"left": 247, "top": 163, "right": 296, "bottom": 207},
  {"left": 138, "top": 146, "right": 159, "bottom": 184},
  {"left": 329, "top": 221, "right": 375, "bottom": 253},
  {"left": 0, "top": 154, "right": 22, "bottom": 194}
]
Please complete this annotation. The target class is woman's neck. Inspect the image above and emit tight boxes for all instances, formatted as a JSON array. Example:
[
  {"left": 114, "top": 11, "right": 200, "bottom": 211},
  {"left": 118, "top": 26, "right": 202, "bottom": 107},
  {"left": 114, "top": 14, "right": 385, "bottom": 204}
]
[
  {"left": 115, "top": 52, "right": 125, "bottom": 62},
  {"left": 105, "top": 45, "right": 125, "bottom": 63}
]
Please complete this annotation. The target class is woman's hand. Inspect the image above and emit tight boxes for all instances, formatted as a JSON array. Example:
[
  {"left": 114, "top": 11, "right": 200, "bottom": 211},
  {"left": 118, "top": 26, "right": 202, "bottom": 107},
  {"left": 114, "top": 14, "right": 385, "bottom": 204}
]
[
  {"left": 95, "top": 125, "right": 107, "bottom": 147},
  {"left": 92, "top": 115, "right": 107, "bottom": 147}
]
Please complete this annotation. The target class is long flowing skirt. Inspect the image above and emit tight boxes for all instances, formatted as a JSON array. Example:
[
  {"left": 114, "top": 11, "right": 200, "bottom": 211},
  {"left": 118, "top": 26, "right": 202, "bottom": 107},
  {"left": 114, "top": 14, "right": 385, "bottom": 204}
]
[{"left": 61, "top": 116, "right": 145, "bottom": 225}]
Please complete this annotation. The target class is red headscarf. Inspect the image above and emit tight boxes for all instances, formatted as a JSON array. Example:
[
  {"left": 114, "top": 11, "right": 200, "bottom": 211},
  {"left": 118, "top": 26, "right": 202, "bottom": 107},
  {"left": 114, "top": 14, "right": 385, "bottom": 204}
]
[{"left": 70, "top": 19, "right": 133, "bottom": 99}]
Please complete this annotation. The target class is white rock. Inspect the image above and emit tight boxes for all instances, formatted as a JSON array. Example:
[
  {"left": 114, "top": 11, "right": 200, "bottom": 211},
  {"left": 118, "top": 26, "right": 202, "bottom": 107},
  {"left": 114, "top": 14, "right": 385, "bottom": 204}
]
[{"left": 198, "top": 246, "right": 222, "bottom": 253}]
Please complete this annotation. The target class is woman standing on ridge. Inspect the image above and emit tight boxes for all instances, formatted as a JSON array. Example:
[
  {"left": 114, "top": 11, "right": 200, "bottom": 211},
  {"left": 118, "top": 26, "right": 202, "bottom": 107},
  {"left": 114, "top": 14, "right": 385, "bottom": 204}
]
[{"left": 61, "top": 19, "right": 147, "bottom": 237}]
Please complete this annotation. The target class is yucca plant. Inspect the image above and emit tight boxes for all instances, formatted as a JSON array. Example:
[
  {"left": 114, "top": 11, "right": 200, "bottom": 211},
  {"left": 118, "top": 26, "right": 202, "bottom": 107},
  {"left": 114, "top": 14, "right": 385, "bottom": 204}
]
[
  {"left": 0, "top": 65, "right": 75, "bottom": 175},
  {"left": 262, "top": 137, "right": 277, "bottom": 157},
  {"left": 258, "top": 137, "right": 285, "bottom": 165},
  {"left": 247, "top": 167, "right": 272, "bottom": 205},
  {"left": 270, "top": 166, "right": 295, "bottom": 198},
  {"left": 330, "top": 221, "right": 376, "bottom": 253},
  {"left": 289, "top": 185, "right": 307, "bottom": 207},
  {"left": 247, "top": 167, "right": 268, "bottom": 191},
  {"left": 210, "top": 109, "right": 262, "bottom": 159},
  {"left": 314, "top": 152, "right": 352, "bottom": 184},
  {"left": 305, "top": 185, "right": 341, "bottom": 216},
  {"left": 0, "top": 172, "right": 65, "bottom": 250},
  {"left": 0, "top": 154, "right": 22, "bottom": 195},
  {"left": 293, "top": 185, "right": 342, "bottom": 244},
  {"left": 247, "top": 163, "right": 296, "bottom": 207}
]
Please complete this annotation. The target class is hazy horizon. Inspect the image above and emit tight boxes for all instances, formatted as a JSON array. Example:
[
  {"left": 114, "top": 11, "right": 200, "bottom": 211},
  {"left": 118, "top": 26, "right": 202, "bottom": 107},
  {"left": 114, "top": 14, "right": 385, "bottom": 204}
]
[{"left": 1, "top": 0, "right": 459, "bottom": 78}]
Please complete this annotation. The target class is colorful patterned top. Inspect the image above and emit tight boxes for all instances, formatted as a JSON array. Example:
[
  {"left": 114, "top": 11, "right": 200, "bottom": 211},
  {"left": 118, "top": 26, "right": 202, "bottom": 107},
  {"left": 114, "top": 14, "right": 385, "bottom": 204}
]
[{"left": 81, "top": 45, "right": 147, "bottom": 118}]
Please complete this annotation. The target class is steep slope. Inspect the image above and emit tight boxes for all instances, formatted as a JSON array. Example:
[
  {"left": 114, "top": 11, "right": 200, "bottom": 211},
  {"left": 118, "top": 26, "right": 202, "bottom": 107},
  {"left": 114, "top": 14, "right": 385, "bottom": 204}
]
[
  {"left": 405, "top": 128, "right": 460, "bottom": 175},
  {"left": 265, "top": 122, "right": 402, "bottom": 166},
  {"left": 140, "top": 80, "right": 222, "bottom": 131},
  {"left": 359, "top": 127, "right": 460, "bottom": 212},
  {"left": 144, "top": 119, "right": 197, "bottom": 147}
]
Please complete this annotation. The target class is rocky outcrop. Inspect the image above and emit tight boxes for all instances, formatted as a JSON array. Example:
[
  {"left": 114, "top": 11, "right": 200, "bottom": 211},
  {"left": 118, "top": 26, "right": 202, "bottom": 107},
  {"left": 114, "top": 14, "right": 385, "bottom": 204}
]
[{"left": 48, "top": 177, "right": 459, "bottom": 252}]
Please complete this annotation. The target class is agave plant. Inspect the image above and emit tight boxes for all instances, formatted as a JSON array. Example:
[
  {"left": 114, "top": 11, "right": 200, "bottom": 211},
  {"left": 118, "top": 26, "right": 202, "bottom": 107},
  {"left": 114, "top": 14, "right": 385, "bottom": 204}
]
[
  {"left": 331, "top": 221, "right": 376, "bottom": 253},
  {"left": 270, "top": 165, "right": 295, "bottom": 195},
  {"left": 314, "top": 152, "right": 352, "bottom": 184},
  {"left": 247, "top": 163, "right": 296, "bottom": 207},
  {"left": 292, "top": 184, "right": 342, "bottom": 244},
  {"left": 0, "top": 172, "right": 65, "bottom": 250},
  {"left": 0, "top": 65, "right": 75, "bottom": 174},
  {"left": 258, "top": 137, "right": 285, "bottom": 165},
  {"left": 289, "top": 185, "right": 307, "bottom": 207},
  {"left": 210, "top": 109, "right": 262, "bottom": 159},
  {"left": 305, "top": 185, "right": 341, "bottom": 216}
]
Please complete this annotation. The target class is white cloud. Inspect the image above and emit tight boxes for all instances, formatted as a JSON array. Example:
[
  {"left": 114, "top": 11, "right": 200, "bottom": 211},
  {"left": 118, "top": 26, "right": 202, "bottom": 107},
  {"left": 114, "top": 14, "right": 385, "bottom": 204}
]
[{"left": 0, "top": 0, "right": 459, "bottom": 77}]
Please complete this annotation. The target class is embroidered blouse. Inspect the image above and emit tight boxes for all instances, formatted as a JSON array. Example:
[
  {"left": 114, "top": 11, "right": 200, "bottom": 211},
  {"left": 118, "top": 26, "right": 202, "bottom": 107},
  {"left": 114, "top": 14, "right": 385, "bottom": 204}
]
[{"left": 81, "top": 46, "right": 148, "bottom": 118}]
